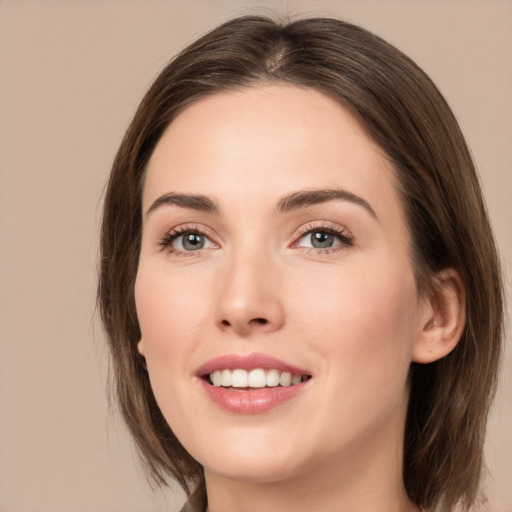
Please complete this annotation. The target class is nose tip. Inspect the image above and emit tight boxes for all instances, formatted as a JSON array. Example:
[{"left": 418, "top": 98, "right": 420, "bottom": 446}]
[{"left": 215, "top": 259, "right": 285, "bottom": 336}]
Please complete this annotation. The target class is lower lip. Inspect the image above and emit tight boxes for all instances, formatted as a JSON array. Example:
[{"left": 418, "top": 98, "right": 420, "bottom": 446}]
[{"left": 199, "top": 379, "right": 308, "bottom": 414}]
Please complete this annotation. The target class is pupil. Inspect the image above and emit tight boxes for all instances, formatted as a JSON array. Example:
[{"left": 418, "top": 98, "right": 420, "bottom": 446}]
[
  {"left": 312, "top": 231, "right": 333, "bottom": 248},
  {"left": 183, "top": 233, "right": 204, "bottom": 250}
]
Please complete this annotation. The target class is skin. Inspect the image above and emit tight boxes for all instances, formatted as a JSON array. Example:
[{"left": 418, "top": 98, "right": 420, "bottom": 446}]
[{"left": 135, "top": 84, "right": 464, "bottom": 512}]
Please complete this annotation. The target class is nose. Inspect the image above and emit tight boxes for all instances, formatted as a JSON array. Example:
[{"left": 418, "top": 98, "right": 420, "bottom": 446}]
[{"left": 214, "top": 249, "right": 285, "bottom": 337}]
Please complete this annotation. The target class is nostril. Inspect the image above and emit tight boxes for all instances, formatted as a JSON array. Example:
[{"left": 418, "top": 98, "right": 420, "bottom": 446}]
[{"left": 218, "top": 316, "right": 271, "bottom": 331}]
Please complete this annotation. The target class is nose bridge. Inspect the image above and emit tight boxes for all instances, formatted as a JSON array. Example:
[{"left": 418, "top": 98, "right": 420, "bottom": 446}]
[{"left": 215, "top": 240, "right": 284, "bottom": 335}]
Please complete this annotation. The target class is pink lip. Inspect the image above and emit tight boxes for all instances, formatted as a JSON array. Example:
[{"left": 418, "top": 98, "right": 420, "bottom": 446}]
[
  {"left": 196, "top": 353, "right": 312, "bottom": 414},
  {"left": 196, "top": 352, "right": 309, "bottom": 376}
]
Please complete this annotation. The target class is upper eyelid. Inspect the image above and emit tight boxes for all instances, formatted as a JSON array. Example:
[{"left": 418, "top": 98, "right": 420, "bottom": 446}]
[
  {"left": 291, "top": 221, "right": 355, "bottom": 249},
  {"left": 293, "top": 221, "right": 353, "bottom": 239},
  {"left": 155, "top": 223, "right": 219, "bottom": 251},
  {"left": 161, "top": 223, "right": 216, "bottom": 239},
  {"left": 155, "top": 220, "right": 354, "bottom": 250}
]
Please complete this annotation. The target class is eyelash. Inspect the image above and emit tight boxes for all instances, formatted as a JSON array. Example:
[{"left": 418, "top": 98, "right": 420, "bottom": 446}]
[
  {"left": 157, "top": 222, "right": 354, "bottom": 256},
  {"left": 292, "top": 222, "right": 354, "bottom": 255},
  {"left": 157, "top": 224, "right": 217, "bottom": 256}
]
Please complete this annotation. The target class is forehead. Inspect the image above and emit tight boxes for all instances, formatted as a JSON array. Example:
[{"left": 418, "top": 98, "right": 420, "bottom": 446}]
[{"left": 144, "top": 84, "right": 401, "bottom": 221}]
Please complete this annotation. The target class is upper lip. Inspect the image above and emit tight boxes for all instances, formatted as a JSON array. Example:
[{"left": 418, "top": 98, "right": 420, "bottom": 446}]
[{"left": 196, "top": 353, "right": 311, "bottom": 377}]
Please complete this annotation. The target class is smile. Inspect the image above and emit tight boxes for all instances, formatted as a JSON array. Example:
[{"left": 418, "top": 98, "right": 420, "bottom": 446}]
[
  {"left": 197, "top": 353, "right": 313, "bottom": 413},
  {"left": 209, "top": 368, "right": 310, "bottom": 388}
]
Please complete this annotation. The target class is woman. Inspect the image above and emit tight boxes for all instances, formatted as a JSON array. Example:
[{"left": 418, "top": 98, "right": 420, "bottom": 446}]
[{"left": 98, "top": 16, "right": 504, "bottom": 512}]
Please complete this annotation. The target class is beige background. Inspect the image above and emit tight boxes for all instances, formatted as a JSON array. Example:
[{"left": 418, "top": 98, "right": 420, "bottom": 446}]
[{"left": 0, "top": 1, "right": 510, "bottom": 511}]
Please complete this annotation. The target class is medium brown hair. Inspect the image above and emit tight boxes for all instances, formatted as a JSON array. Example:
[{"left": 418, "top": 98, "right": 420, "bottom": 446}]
[{"left": 98, "top": 16, "right": 504, "bottom": 511}]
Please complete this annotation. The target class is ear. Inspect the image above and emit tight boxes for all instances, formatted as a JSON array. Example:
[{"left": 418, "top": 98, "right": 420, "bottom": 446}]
[
  {"left": 412, "top": 268, "right": 466, "bottom": 364},
  {"left": 137, "top": 339, "right": 145, "bottom": 356}
]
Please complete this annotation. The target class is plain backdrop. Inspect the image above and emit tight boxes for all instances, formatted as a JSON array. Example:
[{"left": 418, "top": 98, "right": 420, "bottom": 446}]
[{"left": 0, "top": 1, "right": 510, "bottom": 511}]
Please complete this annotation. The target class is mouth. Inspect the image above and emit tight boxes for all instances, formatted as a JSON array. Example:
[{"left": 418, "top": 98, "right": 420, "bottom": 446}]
[
  {"left": 205, "top": 368, "right": 311, "bottom": 389},
  {"left": 196, "top": 353, "right": 312, "bottom": 413}
]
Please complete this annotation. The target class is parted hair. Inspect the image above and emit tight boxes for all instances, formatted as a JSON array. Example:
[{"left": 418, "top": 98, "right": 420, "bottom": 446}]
[{"left": 98, "top": 15, "right": 503, "bottom": 511}]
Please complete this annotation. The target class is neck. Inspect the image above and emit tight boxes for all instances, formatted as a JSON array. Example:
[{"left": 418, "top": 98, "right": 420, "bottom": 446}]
[{"left": 205, "top": 467, "right": 418, "bottom": 512}]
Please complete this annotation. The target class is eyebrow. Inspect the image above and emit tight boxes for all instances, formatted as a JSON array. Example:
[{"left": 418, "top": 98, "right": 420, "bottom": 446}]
[
  {"left": 146, "top": 188, "right": 376, "bottom": 219},
  {"left": 276, "top": 188, "right": 377, "bottom": 219},
  {"left": 146, "top": 192, "right": 219, "bottom": 216}
]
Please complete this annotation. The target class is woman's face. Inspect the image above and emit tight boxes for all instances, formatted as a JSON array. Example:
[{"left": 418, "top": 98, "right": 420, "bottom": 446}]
[{"left": 135, "top": 85, "right": 429, "bottom": 484}]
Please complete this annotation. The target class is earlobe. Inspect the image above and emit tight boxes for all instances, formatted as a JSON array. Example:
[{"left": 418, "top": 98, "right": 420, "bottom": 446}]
[
  {"left": 137, "top": 339, "right": 145, "bottom": 356},
  {"left": 412, "top": 269, "right": 466, "bottom": 364}
]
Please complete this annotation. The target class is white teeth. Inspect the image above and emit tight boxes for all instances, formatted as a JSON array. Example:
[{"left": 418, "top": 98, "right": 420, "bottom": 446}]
[
  {"left": 209, "top": 368, "right": 308, "bottom": 388},
  {"left": 248, "top": 368, "right": 266, "bottom": 388},
  {"left": 280, "top": 372, "right": 292, "bottom": 387},
  {"left": 212, "top": 370, "right": 222, "bottom": 387},
  {"left": 266, "top": 369, "right": 280, "bottom": 387},
  {"left": 221, "top": 369, "right": 232, "bottom": 387},
  {"left": 231, "top": 369, "right": 248, "bottom": 388}
]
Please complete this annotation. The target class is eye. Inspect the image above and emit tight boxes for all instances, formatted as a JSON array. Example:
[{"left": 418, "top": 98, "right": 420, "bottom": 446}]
[
  {"left": 300, "top": 231, "right": 339, "bottom": 249},
  {"left": 294, "top": 225, "right": 354, "bottom": 252},
  {"left": 173, "top": 232, "right": 212, "bottom": 251},
  {"left": 158, "top": 226, "right": 217, "bottom": 254}
]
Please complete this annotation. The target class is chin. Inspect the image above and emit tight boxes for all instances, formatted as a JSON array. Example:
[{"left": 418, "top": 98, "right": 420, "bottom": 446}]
[
  {"left": 204, "top": 451, "right": 306, "bottom": 485},
  {"left": 188, "top": 424, "right": 311, "bottom": 484}
]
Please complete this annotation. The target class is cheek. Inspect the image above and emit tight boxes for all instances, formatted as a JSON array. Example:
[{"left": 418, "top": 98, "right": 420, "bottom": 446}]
[
  {"left": 135, "top": 264, "right": 211, "bottom": 375},
  {"left": 287, "top": 260, "right": 420, "bottom": 449},
  {"left": 293, "top": 257, "right": 419, "bottom": 386},
  {"left": 134, "top": 265, "right": 212, "bottom": 445}
]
